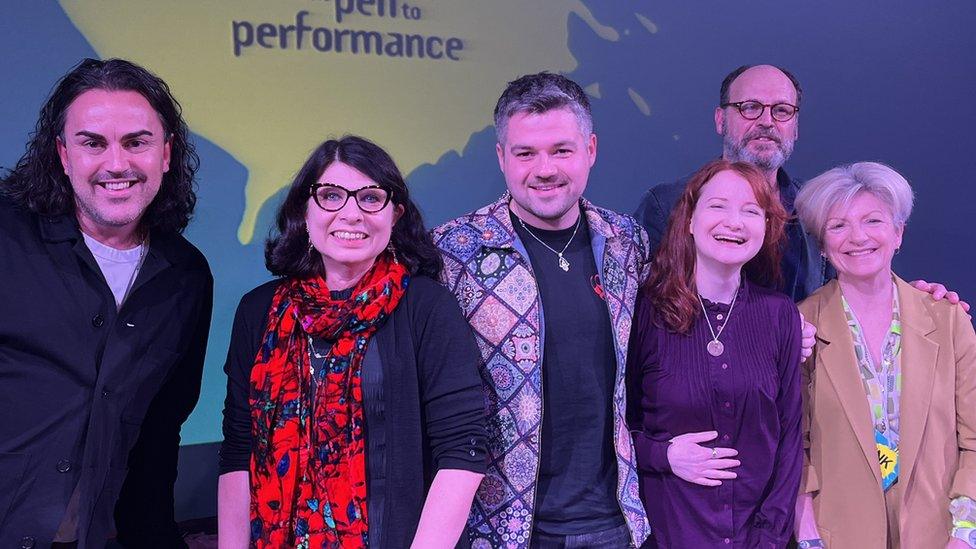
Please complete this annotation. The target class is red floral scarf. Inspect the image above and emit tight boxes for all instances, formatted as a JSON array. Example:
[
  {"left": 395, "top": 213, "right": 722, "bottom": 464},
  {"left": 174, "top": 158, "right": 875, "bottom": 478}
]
[{"left": 249, "top": 257, "right": 408, "bottom": 547}]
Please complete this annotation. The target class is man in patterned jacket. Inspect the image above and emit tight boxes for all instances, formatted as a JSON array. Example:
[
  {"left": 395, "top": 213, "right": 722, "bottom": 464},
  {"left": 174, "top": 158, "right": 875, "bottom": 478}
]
[{"left": 433, "top": 72, "right": 651, "bottom": 547}]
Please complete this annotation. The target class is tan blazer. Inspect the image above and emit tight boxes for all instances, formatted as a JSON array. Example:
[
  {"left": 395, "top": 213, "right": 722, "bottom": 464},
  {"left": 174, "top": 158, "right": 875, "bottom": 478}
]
[{"left": 798, "top": 276, "right": 976, "bottom": 548}]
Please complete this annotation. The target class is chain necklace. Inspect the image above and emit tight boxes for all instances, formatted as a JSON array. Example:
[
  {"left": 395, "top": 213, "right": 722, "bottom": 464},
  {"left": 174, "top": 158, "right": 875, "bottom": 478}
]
[
  {"left": 117, "top": 235, "right": 149, "bottom": 309},
  {"left": 515, "top": 212, "right": 582, "bottom": 272},
  {"left": 697, "top": 283, "right": 740, "bottom": 357}
]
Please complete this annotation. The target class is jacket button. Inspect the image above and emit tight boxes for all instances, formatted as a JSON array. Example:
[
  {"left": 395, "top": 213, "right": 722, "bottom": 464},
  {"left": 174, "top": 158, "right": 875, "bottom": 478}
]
[
  {"left": 101, "top": 389, "right": 110, "bottom": 397},
  {"left": 56, "top": 459, "right": 72, "bottom": 473},
  {"left": 91, "top": 314, "right": 104, "bottom": 327},
  {"left": 20, "top": 536, "right": 35, "bottom": 549}
]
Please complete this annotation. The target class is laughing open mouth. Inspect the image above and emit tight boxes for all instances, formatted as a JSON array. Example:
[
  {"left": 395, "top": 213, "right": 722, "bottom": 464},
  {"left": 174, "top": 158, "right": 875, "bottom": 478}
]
[{"left": 714, "top": 234, "right": 746, "bottom": 245}]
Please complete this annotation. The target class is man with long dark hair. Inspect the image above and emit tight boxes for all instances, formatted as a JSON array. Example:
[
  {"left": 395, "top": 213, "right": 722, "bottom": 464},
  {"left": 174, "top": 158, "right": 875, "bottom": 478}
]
[{"left": 0, "top": 58, "right": 213, "bottom": 548}]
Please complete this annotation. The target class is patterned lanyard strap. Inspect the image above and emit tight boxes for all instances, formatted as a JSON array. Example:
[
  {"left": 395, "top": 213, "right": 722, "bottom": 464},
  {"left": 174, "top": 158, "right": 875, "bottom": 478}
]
[{"left": 841, "top": 286, "right": 903, "bottom": 439}]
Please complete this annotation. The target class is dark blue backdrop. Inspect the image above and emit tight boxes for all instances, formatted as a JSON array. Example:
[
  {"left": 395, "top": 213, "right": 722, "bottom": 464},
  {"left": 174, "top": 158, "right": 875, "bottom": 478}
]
[{"left": 2, "top": 1, "right": 973, "bottom": 520}]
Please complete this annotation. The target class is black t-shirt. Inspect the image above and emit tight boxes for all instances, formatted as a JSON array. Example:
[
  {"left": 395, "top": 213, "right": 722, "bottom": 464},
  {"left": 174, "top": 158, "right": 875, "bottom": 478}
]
[{"left": 511, "top": 208, "right": 625, "bottom": 535}]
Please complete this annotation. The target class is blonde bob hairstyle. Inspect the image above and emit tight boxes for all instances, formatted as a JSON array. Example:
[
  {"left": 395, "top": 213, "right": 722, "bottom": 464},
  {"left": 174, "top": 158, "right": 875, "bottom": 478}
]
[{"left": 795, "top": 161, "right": 915, "bottom": 248}]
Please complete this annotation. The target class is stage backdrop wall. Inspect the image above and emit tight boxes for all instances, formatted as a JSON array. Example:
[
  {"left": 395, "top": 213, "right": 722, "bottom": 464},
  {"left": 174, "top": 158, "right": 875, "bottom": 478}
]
[{"left": 3, "top": 0, "right": 974, "bottom": 520}]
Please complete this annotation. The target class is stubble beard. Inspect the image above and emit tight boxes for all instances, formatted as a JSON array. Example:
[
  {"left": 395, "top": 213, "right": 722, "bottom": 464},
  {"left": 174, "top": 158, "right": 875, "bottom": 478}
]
[
  {"left": 723, "top": 127, "right": 794, "bottom": 173},
  {"left": 74, "top": 170, "right": 154, "bottom": 231},
  {"left": 512, "top": 177, "right": 581, "bottom": 227}
]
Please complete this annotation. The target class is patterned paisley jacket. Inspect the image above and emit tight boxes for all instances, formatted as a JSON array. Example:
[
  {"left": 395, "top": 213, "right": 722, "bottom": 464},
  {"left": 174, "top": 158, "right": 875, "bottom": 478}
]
[{"left": 433, "top": 194, "right": 652, "bottom": 548}]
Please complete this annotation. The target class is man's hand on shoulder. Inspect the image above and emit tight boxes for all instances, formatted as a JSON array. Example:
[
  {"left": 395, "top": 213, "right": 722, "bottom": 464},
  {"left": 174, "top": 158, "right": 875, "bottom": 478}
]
[
  {"left": 911, "top": 279, "right": 971, "bottom": 313},
  {"left": 800, "top": 313, "right": 816, "bottom": 362}
]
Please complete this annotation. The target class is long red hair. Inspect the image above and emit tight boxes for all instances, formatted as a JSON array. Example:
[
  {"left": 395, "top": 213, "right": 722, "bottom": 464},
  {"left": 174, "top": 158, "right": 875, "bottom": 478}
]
[{"left": 645, "top": 159, "right": 788, "bottom": 333}]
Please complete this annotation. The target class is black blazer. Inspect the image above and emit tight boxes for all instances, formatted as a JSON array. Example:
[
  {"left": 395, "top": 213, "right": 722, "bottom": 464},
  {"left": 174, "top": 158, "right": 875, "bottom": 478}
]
[
  {"left": 219, "top": 276, "right": 487, "bottom": 548},
  {"left": 0, "top": 196, "right": 213, "bottom": 548}
]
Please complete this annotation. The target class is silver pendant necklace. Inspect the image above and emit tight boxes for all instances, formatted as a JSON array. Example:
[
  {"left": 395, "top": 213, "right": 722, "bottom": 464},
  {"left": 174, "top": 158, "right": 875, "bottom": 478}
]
[
  {"left": 307, "top": 335, "right": 329, "bottom": 377},
  {"left": 697, "top": 283, "right": 740, "bottom": 357},
  {"left": 515, "top": 212, "right": 582, "bottom": 272}
]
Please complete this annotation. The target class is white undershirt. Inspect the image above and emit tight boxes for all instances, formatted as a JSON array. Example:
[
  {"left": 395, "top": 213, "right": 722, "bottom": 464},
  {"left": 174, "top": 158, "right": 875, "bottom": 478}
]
[{"left": 82, "top": 232, "right": 146, "bottom": 308}]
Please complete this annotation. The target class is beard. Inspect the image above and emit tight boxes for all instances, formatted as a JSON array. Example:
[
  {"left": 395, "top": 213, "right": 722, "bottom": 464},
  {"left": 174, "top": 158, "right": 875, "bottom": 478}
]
[
  {"left": 509, "top": 175, "right": 582, "bottom": 228},
  {"left": 723, "top": 126, "right": 795, "bottom": 172}
]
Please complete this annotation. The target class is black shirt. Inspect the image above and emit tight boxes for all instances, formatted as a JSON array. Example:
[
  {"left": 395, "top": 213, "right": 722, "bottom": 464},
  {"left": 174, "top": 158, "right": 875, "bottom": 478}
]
[{"left": 511, "top": 209, "right": 625, "bottom": 535}]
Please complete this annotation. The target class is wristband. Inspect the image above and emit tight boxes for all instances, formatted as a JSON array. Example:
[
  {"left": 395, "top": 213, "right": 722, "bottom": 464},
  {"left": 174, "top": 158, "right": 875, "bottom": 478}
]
[
  {"left": 797, "top": 540, "right": 824, "bottom": 549},
  {"left": 951, "top": 526, "right": 976, "bottom": 548}
]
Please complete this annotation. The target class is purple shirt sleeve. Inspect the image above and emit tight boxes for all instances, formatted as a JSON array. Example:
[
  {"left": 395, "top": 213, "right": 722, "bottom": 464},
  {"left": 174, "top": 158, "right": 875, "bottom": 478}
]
[
  {"left": 627, "top": 294, "right": 673, "bottom": 474},
  {"left": 754, "top": 300, "right": 804, "bottom": 546},
  {"left": 629, "top": 282, "right": 804, "bottom": 547}
]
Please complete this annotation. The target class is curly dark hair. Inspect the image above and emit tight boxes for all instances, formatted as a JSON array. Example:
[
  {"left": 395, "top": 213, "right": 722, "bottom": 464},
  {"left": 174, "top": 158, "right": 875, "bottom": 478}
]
[
  {"left": 0, "top": 58, "right": 199, "bottom": 234},
  {"left": 266, "top": 135, "right": 443, "bottom": 279}
]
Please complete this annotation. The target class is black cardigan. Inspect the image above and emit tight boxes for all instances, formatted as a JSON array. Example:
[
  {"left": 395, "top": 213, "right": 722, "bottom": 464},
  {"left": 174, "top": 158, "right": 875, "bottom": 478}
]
[{"left": 219, "top": 275, "right": 487, "bottom": 547}]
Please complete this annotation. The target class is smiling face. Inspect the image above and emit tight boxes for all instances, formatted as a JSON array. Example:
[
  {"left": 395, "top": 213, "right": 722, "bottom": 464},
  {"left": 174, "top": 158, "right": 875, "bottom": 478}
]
[
  {"left": 57, "top": 89, "right": 171, "bottom": 244},
  {"left": 497, "top": 108, "right": 596, "bottom": 229},
  {"left": 305, "top": 161, "right": 403, "bottom": 286},
  {"left": 715, "top": 65, "right": 798, "bottom": 174},
  {"left": 822, "top": 191, "right": 902, "bottom": 283},
  {"left": 691, "top": 170, "right": 767, "bottom": 273}
]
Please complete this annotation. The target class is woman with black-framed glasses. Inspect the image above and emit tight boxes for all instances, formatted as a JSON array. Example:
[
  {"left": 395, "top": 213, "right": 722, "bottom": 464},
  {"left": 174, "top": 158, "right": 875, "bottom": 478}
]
[{"left": 217, "top": 135, "right": 487, "bottom": 548}]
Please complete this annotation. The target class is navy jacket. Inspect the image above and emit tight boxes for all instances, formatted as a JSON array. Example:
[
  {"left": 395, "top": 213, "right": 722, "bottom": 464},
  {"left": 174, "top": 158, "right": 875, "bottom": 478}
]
[{"left": 0, "top": 196, "right": 212, "bottom": 548}]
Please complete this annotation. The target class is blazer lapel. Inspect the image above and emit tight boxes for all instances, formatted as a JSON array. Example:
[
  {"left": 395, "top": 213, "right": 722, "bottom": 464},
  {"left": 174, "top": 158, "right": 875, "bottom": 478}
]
[
  {"left": 816, "top": 281, "right": 882, "bottom": 484},
  {"left": 892, "top": 277, "right": 939, "bottom": 501}
]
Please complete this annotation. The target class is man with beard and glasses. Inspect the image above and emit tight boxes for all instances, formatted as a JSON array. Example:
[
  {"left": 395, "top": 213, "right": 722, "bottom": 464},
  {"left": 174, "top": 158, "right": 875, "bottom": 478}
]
[
  {"left": 0, "top": 58, "right": 213, "bottom": 548},
  {"left": 635, "top": 64, "right": 822, "bottom": 301},
  {"left": 433, "top": 72, "right": 651, "bottom": 548},
  {"left": 634, "top": 64, "right": 967, "bottom": 308}
]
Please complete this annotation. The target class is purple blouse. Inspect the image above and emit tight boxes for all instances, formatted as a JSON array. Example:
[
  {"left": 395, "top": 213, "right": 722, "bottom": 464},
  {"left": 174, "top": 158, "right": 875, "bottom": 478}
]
[{"left": 627, "top": 280, "right": 802, "bottom": 548}]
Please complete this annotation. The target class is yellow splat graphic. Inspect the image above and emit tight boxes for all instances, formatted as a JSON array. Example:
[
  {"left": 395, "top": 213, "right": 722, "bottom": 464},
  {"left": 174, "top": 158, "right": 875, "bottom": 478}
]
[{"left": 60, "top": 0, "right": 619, "bottom": 242}]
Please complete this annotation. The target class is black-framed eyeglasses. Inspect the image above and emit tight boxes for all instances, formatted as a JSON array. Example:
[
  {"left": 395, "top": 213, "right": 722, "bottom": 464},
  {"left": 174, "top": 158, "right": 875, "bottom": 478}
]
[
  {"left": 721, "top": 100, "right": 799, "bottom": 122},
  {"left": 310, "top": 183, "right": 392, "bottom": 213}
]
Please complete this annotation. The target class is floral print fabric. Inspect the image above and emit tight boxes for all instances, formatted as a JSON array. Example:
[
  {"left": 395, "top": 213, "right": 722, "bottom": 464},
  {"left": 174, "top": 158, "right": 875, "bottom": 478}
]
[{"left": 248, "top": 258, "right": 408, "bottom": 547}]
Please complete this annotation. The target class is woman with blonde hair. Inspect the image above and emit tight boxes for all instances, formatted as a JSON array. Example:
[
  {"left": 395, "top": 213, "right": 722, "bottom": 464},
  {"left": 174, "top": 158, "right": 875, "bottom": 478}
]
[{"left": 793, "top": 161, "right": 976, "bottom": 548}]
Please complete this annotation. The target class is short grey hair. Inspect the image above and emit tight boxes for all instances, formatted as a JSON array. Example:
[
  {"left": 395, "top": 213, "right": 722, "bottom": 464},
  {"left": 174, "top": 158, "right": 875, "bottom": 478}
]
[
  {"left": 795, "top": 162, "right": 915, "bottom": 248},
  {"left": 493, "top": 72, "right": 593, "bottom": 145}
]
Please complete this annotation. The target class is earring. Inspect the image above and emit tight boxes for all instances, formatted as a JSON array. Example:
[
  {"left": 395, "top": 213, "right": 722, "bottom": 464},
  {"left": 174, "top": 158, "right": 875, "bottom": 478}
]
[
  {"left": 305, "top": 225, "right": 314, "bottom": 255},
  {"left": 387, "top": 241, "right": 399, "bottom": 265}
]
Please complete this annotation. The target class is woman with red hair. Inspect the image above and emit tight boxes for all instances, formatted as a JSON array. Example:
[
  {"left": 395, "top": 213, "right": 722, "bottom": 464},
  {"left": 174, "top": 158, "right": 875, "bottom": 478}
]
[{"left": 627, "top": 159, "right": 803, "bottom": 547}]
